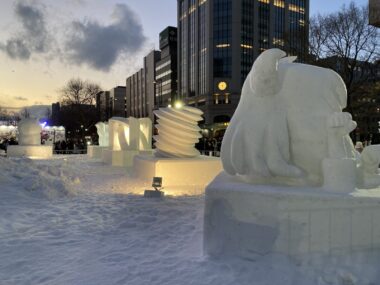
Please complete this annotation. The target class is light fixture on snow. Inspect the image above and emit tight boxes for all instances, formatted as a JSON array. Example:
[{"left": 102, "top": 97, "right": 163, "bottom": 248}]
[
  {"left": 174, "top": 101, "right": 183, "bottom": 109},
  {"left": 144, "top": 177, "right": 164, "bottom": 198}
]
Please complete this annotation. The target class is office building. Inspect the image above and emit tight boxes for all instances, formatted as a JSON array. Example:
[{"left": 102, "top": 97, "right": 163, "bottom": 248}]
[
  {"left": 96, "top": 86, "right": 127, "bottom": 121},
  {"left": 110, "top": 86, "right": 127, "bottom": 117},
  {"left": 96, "top": 91, "right": 111, "bottom": 122},
  {"left": 126, "top": 50, "right": 161, "bottom": 121},
  {"left": 155, "top": 26, "right": 178, "bottom": 108},
  {"left": 178, "top": 0, "right": 309, "bottom": 124},
  {"left": 369, "top": 0, "right": 380, "bottom": 27}
]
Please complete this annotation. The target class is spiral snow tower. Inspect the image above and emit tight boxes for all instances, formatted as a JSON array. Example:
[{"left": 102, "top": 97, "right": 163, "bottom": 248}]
[{"left": 153, "top": 106, "right": 203, "bottom": 158}]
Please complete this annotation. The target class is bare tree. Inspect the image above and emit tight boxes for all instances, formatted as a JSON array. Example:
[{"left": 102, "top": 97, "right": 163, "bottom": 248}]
[
  {"left": 60, "top": 78, "right": 101, "bottom": 106},
  {"left": 309, "top": 3, "right": 379, "bottom": 101},
  {"left": 309, "top": 2, "right": 380, "bottom": 141}
]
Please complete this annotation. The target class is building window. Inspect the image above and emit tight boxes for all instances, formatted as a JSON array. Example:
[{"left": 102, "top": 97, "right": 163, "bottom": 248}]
[{"left": 213, "top": 0, "right": 232, "bottom": 78}]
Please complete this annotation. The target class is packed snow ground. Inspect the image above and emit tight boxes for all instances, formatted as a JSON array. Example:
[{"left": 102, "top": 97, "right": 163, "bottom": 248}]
[{"left": 1, "top": 155, "right": 380, "bottom": 285}]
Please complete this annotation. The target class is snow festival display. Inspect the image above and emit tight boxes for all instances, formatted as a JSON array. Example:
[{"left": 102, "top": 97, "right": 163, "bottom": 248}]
[
  {"left": 7, "top": 118, "right": 52, "bottom": 158},
  {"left": 204, "top": 49, "right": 380, "bottom": 259},
  {"left": 102, "top": 117, "right": 153, "bottom": 166},
  {"left": 134, "top": 106, "right": 222, "bottom": 189},
  {"left": 153, "top": 106, "right": 203, "bottom": 158},
  {"left": 88, "top": 122, "right": 109, "bottom": 159},
  {"left": 96, "top": 122, "right": 109, "bottom": 147}
]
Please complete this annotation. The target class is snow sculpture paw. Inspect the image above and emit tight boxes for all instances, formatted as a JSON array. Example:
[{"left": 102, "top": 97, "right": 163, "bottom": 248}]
[
  {"left": 327, "top": 112, "right": 357, "bottom": 159},
  {"left": 327, "top": 112, "right": 357, "bottom": 137}
]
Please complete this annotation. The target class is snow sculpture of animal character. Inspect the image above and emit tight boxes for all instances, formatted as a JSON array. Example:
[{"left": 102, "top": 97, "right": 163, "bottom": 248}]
[
  {"left": 18, "top": 118, "right": 42, "bottom": 146},
  {"left": 221, "top": 48, "right": 380, "bottom": 191},
  {"left": 95, "top": 122, "right": 109, "bottom": 147},
  {"left": 108, "top": 117, "right": 139, "bottom": 151}
]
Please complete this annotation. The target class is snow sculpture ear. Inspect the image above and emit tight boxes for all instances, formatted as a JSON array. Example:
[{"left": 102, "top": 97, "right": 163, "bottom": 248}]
[
  {"left": 249, "top": 48, "right": 287, "bottom": 97},
  {"left": 279, "top": 56, "right": 297, "bottom": 64}
]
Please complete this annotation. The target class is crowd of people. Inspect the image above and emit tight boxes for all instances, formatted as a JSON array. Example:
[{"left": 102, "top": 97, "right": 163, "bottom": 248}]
[{"left": 53, "top": 140, "right": 87, "bottom": 154}]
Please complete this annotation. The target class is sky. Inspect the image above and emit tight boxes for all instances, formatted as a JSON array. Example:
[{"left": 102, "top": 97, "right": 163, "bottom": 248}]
[{"left": 0, "top": 0, "right": 368, "bottom": 109}]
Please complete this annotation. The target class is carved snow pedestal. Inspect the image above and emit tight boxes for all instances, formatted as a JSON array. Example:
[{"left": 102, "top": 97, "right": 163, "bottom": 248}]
[
  {"left": 102, "top": 117, "right": 153, "bottom": 167},
  {"left": 134, "top": 155, "right": 222, "bottom": 190},
  {"left": 204, "top": 172, "right": 380, "bottom": 259},
  {"left": 134, "top": 106, "right": 222, "bottom": 191},
  {"left": 8, "top": 118, "right": 52, "bottom": 159},
  {"left": 87, "top": 146, "right": 108, "bottom": 159},
  {"left": 204, "top": 49, "right": 380, "bottom": 259},
  {"left": 88, "top": 122, "right": 109, "bottom": 159}
]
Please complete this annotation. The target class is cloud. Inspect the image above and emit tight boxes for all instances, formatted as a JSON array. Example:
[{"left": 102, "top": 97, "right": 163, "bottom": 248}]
[
  {"left": 65, "top": 3, "right": 146, "bottom": 71},
  {"left": 13, "top": 96, "right": 28, "bottom": 101},
  {"left": 0, "top": 1, "right": 49, "bottom": 60}
]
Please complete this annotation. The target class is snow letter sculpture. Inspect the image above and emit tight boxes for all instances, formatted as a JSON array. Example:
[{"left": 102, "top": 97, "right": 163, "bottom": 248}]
[
  {"left": 138, "top": 118, "right": 152, "bottom": 151},
  {"left": 18, "top": 118, "right": 42, "bottom": 146},
  {"left": 109, "top": 117, "right": 139, "bottom": 151},
  {"left": 154, "top": 106, "right": 203, "bottom": 158},
  {"left": 221, "top": 48, "right": 380, "bottom": 190},
  {"left": 95, "top": 122, "right": 109, "bottom": 147}
]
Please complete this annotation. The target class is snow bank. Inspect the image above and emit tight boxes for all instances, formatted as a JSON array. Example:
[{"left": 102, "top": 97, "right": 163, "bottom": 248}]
[{"left": 0, "top": 157, "right": 79, "bottom": 199}]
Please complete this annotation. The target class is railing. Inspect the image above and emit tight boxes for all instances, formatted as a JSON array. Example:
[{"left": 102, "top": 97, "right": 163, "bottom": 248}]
[
  {"left": 200, "top": 150, "right": 221, "bottom": 157},
  {"left": 53, "top": 149, "right": 87, "bottom": 155}
]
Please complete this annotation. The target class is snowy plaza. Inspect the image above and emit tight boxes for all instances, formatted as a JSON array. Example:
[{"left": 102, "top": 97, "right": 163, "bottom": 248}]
[
  {"left": 1, "top": 155, "right": 380, "bottom": 285},
  {"left": 0, "top": 0, "right": 378, "bottom": 283}
]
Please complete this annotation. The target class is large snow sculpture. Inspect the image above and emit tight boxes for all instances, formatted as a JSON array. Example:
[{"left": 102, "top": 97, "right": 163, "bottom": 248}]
[
  {"left": 102, "top": 117, "right": 153, "bottom": 166},
  {"left": 204, "top": 48, "right": 380, "bottom": 260},
  {"left": 153, "top": 106, "right": 203, "bottom": 158},
  {"left": 95, "top": 122, "right": 109, "bottom": 147},
  {"left": 18, "top": 118, "right": 42, "bottom": 145},
  {"left": 109, "top": 117, "right": 139, "bottom": 151},
  {"left": 133, "top": 106, "right": 222, "bottom": 189},
  {"left": 88, "top": 122, "right": 109, "bottom": 159},
  {"left": 7, "top": 118, "right": 52, "bottom": 158},
  {"left": 221, "top": 48, "right": 379, "bottom": 190}
]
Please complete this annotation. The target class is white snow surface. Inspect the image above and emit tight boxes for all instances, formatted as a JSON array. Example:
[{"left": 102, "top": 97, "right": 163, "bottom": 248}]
[{"left": 1, "top": 155, "right": 380, "bottom": 285}]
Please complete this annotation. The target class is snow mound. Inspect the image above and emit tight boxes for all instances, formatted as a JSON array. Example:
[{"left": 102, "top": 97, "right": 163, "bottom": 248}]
[{"left": 0, "top": 157, "right": 78, "bottom": 199}]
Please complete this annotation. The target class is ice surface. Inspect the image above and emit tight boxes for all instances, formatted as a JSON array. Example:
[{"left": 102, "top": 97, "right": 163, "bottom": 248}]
[{"left": 1, "top": 156, "right": 380, "bottom": 285}]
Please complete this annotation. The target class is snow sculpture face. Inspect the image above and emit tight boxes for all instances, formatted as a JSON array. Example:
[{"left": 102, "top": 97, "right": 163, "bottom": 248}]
[
  {"left": 153, "top": 106, "right": 203, "bottom": 158},
  {"left": 109, "top": 117, "right": 139, "bottom": 151},
  {"left": 18, "top": 118, "right": 42, "bottom": 146},
  {"left": 221, "top": 48, "right": 357, "bottom": 186},
  {"left": 95, "top": 122, "right": 109, "bottom": 147},
  {"left": 138, "top": 118, "right": 152, "bottom": 151}
]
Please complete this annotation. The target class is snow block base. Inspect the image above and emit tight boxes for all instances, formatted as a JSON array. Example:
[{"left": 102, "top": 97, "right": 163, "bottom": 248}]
[
  {"left": 133, "top": 155, "right": 222, "bottom": 187},
  {"left": 204, "top": 172, "right": 380, "bottom": 259},
  {"left": 102, "top": 149, "right": 153, "bottom": 167},
  {"left": 87, "top": 146, "right": 107, "bottom": 159},
  {"left": 144, "top": 190, "right": 165, "bottom": 198},
  {"left": 7, "top": 145, "right": 53, "bottom": 159}
]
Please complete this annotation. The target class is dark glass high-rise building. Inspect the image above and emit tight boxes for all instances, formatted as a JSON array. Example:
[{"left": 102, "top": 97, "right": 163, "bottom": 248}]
[
  {"left": 96, "top": 86, "right": 127, "bottom": 121},
  {"left": 178, "top": 0, "right": 309, "bottom": 124},
  {"left": 155, "top": 26, "right": 178, "bottom": 108}
]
